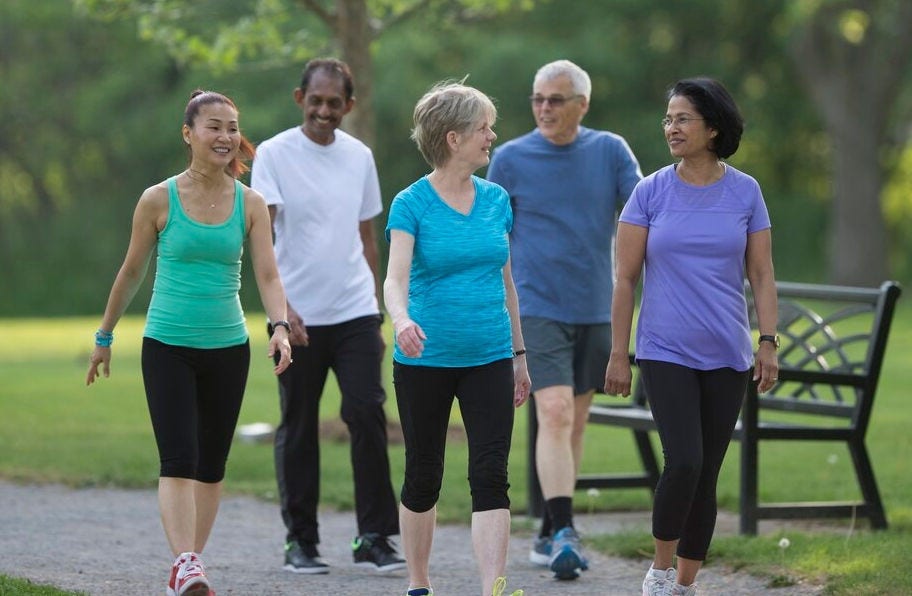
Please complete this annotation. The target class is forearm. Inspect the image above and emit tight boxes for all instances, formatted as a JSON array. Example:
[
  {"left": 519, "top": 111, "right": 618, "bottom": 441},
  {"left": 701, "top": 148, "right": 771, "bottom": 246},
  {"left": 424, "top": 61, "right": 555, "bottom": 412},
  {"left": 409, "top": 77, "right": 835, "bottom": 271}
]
[{"left": 610, "top": 278, "right": 637, "bottom": 357}]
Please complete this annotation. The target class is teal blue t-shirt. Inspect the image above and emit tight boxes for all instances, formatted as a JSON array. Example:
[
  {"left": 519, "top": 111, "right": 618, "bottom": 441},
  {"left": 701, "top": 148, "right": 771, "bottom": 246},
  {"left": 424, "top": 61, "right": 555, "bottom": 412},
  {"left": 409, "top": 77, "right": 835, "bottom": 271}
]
[
  {"left": 144, "top": 177, "right": 249, "bottom": 348},
  {"left": 385, "top": 175, "right": 514, "bottom": 367}
]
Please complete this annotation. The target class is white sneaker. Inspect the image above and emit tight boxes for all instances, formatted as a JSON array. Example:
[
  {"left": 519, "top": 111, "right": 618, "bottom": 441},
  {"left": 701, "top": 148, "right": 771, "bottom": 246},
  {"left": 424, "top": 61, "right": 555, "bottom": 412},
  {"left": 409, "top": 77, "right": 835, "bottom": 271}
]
[
  {"left": 642, "top": 564, "right": 676, "bottom": 596},
  {"left": 166, "top": 552, "right": 210, "bottom": 596},
  {"left": 671, "top": 582, "right": 697, "bottom": 595}
]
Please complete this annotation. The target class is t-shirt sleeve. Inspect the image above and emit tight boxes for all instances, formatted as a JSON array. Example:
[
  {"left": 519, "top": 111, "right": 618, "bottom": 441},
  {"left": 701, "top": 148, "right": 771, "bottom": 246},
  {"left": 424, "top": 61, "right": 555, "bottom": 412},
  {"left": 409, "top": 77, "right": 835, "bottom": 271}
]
[
  {"left": 385, "top": 191, "right": 419, "bottom": 241},
  {"left": 250, "top": 143, "right": 283, "bottom": 207},
  {"left": 614, "top": 136, "right": 644, "bottom": 206},
  {"left": 619, "top": 179, "right": 650, "bottom": 228},
  {"left": 746, "top": 177, "right": 771, "bottom": 234},
  {"left": 359, "top": 150, "right": 384, "bottom": 221}
]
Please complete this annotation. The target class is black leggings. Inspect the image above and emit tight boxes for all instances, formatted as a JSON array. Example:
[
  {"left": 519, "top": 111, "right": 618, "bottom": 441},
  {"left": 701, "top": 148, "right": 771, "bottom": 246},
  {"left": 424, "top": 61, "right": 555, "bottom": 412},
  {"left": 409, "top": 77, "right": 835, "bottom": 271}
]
[
  {"left": 141, "top": 337, "right": 250, "bottom": 482},
  {"left": 639, "top": 359, "right": 748, "bottom": 561},
  {"left": 393, "top": 359, "right": 515, "bottom": 513}
]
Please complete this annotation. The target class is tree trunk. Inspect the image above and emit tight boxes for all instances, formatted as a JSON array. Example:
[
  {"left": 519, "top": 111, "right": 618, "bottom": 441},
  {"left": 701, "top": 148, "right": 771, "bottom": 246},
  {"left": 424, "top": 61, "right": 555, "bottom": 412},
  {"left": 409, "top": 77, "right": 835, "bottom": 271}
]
[
  {"left": 789, "top": 1, "right": 912, "bottom": 285},
  {"left": 336, "top": 0, "right": 376, "bottom": 148}
]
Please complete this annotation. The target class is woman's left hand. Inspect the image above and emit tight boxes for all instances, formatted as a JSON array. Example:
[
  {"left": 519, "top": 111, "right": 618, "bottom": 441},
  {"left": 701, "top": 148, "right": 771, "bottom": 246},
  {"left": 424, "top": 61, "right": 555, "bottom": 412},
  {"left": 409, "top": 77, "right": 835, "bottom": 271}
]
[
  {"left": 268, "top": 331, "right": 293, "bottom": 375},
  {"left": 753, "top": 344, "right": 779, "bottom": 393},
  {"left": 512, "top": 356, "right": 531, "bottom": 407}
]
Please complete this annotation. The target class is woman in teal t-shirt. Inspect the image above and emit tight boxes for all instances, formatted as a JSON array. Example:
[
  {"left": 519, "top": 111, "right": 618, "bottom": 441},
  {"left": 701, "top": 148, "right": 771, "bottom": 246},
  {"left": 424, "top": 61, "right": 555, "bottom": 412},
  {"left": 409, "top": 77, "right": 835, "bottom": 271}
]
[
  {"left": 86, "top": 90, "right": 292, "bottom": 596},
  {"left": 384, "top": 82, "right": 531, "bottom": 596}
]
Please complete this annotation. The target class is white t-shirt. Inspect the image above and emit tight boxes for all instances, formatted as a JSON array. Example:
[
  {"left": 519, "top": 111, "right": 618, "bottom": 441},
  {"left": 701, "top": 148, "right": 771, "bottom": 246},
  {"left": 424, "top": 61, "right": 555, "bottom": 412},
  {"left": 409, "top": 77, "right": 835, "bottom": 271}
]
[{"left": 251, "top": 127, "right": 383, "bottom": 325}]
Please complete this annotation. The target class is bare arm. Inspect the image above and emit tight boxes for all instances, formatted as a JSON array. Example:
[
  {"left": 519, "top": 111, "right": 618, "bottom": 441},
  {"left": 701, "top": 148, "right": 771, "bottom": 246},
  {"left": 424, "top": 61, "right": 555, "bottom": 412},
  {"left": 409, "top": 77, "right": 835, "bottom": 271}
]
[
  {"left": 503, "top": 256, "right": 530, "bottom": 407},
  {"left": 268, "top": 204, "right": 308, "bottom": 346},
  {"left": 86, "top": 185, "right": 164, "bottom": 385},
  {"left": 383, "top": 229, "right": 425, "bottom": 358},
  {"left": 247, "top": 189, "right": 292, "bottom": 375},
  {"left": 745, "top": 228, "right": 779, "bottom": 393},
  {"left": 360, "top": 218, "right": 383, "bottom": 311},
  {"left": 604, "top": 222, "right": 647, "bottom": 397}
]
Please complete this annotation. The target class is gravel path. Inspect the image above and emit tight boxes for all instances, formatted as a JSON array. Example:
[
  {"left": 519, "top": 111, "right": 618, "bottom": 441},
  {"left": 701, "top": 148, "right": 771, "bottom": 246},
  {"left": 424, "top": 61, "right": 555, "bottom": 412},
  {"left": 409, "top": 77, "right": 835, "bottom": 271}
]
[{"left": 0, "top": 480, "right": 824, "bottom": 595}]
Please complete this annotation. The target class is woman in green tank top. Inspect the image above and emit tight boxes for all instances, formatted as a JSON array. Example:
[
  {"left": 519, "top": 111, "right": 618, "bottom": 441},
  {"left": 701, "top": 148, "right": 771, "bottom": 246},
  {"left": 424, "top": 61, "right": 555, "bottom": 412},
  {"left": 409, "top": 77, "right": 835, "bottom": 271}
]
[{"left": 85, "top": 90, "right": 294, "bottom": 596}]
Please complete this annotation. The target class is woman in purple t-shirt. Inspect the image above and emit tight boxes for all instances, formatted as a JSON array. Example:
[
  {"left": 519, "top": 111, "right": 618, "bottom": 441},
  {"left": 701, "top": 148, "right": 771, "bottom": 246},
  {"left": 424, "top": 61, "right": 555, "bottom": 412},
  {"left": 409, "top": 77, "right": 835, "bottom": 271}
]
[{"left": 605, "top": 78, "right": 779, "bottom": 596}]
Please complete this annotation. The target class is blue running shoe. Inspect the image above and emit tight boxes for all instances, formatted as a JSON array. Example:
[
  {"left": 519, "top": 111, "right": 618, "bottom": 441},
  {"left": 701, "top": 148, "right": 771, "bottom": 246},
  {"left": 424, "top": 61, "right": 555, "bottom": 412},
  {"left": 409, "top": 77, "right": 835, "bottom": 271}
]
[{"left": 548, "top": 527, "right": 588, "bottom": 580}]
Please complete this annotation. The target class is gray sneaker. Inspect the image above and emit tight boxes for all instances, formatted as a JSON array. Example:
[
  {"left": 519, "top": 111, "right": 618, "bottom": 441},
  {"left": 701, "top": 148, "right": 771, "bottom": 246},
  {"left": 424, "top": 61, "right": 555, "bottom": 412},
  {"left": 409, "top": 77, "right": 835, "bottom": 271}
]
[
  {"left": 284, "top": 540, "right": 330, "bottom": 574},
  {"left": 529, "top": 535, "right": 552, "bottom": 566},
  {"left": 642, "top": 565, "right": 676, "bottom": 596}
]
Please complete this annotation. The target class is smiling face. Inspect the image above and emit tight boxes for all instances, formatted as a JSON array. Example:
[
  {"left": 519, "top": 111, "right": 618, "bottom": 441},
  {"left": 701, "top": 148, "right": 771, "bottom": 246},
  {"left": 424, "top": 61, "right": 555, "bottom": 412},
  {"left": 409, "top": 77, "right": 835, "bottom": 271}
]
[
  {"left": 664, "top": 94, "right": 716, "bottom": 159},
  {"left": 183, "top": 102, "right": 240, "bottom": 167},
  {"left": 531, "top": 74, "right": 588, "bottom": 146},
  {"left": 453, "top": 113, "right": 498, "bottom": 171},
  {"left": 295, "top": 69, "right": 354, "bottom": 145}
]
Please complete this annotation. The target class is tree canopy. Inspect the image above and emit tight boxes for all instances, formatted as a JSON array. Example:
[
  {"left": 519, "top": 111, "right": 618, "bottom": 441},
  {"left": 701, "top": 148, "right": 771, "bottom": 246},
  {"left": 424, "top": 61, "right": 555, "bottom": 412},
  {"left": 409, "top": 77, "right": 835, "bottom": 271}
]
[{"left": 1, "top": 0, "right": 910, "bottom": 315}]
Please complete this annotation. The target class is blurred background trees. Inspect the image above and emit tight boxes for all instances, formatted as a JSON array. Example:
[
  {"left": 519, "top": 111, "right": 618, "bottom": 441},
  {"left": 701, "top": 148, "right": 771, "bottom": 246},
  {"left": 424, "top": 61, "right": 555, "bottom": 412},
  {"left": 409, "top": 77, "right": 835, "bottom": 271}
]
[{"left": 1, "top": 0, "right": 910, "bottom": 315}]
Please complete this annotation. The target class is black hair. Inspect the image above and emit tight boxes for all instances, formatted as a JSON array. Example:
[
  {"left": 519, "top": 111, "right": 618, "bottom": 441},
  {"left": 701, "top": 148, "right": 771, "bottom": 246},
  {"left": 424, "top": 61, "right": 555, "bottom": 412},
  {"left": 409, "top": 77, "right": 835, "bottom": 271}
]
[
  {"left": 668, "top": 78, "right": 744, "bottom": 159},
  {"left": 300, "top": 58, "right": 355, "bottom": 100}
]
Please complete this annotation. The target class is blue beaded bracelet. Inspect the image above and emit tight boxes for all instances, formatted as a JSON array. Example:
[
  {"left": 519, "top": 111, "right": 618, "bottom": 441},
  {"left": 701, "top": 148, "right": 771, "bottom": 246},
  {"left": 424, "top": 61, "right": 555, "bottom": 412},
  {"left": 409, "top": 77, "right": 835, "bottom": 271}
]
[{"left": 95, "top": 329, "right": 114, "bottom": 348}]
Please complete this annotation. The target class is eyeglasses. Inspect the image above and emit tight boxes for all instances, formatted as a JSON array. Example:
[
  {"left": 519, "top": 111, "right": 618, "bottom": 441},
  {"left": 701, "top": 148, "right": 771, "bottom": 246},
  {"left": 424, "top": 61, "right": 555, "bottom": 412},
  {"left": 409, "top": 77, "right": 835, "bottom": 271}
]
[
  {"left": 529, "top": 94, "right": 583, "bottom": 108},
  {"left": 661, "top": 116, "right": 705, "bottom": 128}
]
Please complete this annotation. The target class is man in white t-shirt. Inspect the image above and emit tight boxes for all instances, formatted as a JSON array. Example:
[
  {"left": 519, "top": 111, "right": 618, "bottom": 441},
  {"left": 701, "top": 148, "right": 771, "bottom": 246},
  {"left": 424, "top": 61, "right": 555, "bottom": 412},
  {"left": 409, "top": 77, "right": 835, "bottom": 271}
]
[{"left": 251, "top": 58, "right": 404, "bottom": 576}]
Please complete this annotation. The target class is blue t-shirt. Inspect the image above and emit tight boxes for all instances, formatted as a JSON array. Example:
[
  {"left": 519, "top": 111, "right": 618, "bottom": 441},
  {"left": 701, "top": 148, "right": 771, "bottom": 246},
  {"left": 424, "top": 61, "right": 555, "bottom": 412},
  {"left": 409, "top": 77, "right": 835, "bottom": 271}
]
[
  {"left": 385, "top": 176, "right": 514, "bottom": 367},
  {"left": 487, "top": 127, "right": 642, "bottom": 323},
  {"left": 620, "top": 164, "right": 771, "bottom": 371}
]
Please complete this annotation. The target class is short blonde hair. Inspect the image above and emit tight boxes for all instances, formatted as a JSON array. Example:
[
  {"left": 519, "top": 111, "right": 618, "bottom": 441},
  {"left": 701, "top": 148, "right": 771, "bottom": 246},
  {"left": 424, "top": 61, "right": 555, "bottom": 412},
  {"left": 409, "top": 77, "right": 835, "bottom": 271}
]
[{"left": 411, "top": 81, "right": 497, "bottom": 168}]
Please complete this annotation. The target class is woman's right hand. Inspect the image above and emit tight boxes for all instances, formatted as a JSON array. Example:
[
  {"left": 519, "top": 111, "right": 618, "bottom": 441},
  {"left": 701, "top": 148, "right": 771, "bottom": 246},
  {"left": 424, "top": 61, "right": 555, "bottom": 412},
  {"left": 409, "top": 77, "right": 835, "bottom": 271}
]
[
  {"left": 394, "top": 319, "right": 426, "bottom": 358},
  {"left": 86, "top": 346, "right": 111, "bottom": 386},
  {"left": 604, "top": 354, "right": 632, "bottom": 397}
]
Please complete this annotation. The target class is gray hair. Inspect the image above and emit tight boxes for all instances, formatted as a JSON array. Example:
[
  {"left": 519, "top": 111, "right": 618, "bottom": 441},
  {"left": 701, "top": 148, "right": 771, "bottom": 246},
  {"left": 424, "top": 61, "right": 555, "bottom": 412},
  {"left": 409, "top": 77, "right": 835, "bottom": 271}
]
[
  {"left": 534, "top": 60, "right": 591, "bottom": 101},
  {"left": 411, "top": 81, "right": 497, "bottom": 168}
]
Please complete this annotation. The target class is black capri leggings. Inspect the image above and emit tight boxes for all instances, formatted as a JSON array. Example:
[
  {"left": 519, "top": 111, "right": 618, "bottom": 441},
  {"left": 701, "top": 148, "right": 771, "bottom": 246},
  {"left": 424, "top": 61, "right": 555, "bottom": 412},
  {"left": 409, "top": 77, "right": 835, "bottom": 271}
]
[
  {"left": 639, "top": 359, "right": 749, "bottom": 561},
  {"left": 141, "top": 337, "right": 250, "bottom": 483},
  {"left": 393, "top": 359, "right": 515, "bottom": 513}
]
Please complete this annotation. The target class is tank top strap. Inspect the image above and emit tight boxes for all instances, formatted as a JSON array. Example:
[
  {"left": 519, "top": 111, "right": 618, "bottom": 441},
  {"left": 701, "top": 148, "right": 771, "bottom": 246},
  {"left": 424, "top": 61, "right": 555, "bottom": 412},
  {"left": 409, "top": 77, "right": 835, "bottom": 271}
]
[{"left": 233, "top": 179, "right": 246, "bottom": 235}]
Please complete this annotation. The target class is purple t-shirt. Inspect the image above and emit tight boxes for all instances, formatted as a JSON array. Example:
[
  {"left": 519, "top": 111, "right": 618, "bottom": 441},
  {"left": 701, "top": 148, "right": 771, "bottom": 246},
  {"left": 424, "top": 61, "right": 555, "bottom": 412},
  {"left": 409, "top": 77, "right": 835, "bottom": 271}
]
[{"left": 619, "top": 164, "right": 771, "bottom": 371}]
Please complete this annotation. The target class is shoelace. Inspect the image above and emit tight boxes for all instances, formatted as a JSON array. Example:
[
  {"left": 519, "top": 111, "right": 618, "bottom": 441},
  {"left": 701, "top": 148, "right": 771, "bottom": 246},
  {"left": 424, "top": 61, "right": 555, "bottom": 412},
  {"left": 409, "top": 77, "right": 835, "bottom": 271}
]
[
  {"left": 492, "top": 576, "right": 523, "bottom": 596},
  {"left": 181, "top": 558, "right": 206, "bottom": 582}
]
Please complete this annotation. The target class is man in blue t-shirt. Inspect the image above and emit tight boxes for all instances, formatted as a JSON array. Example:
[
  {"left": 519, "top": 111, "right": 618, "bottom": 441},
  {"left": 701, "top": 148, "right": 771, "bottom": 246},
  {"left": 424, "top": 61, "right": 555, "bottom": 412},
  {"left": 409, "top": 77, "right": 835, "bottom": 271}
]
[{"left": 487, "top": 59, "right": 642, "bottom": 581}]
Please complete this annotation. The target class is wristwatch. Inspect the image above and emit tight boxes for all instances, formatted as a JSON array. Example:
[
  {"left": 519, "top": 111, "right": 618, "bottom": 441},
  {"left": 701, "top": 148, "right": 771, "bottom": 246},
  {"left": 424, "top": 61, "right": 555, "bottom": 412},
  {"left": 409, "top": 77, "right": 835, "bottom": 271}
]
[
  {"left": 272, "top": 320, "right": 291, "bottom": 332},
  {"left": 758, "top": 334, "right": 780, "bottom": 349}
]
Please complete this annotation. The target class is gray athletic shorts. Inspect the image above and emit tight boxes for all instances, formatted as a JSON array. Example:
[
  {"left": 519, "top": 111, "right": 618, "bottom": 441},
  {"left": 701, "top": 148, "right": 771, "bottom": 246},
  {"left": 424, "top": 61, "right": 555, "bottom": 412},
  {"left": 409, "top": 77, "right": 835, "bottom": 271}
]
[{"left": 520, "top": 316, "right": 612, "bottom": 395}]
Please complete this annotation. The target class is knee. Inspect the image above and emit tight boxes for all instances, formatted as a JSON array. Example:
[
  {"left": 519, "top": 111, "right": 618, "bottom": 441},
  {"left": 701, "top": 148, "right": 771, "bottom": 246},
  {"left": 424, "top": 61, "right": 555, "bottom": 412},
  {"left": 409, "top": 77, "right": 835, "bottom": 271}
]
[
  {"left": 340, "top": 391, "right": 387, "bottom": 427},
  {"left": 663, "top": 456, "right": 702, "bottom": 487},
  {"left": 468, "top": 455, "right": 510, "bottom": 511},
  {"left": 535, "top": 395, "right": 574, "bottom": 433},
  {"left": 401, "top": 458, "right": 444, "bottom": 512}
]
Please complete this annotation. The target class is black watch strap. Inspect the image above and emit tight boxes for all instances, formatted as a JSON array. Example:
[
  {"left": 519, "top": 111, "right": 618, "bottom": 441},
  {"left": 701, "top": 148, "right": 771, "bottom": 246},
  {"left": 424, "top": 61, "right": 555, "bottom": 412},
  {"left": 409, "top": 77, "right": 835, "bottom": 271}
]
[
  {"left": 758, "top": 334, "right": 780, "bottom": 349},
  {"left": 272, "top": 320, "right": 291, "bottom": 332}
]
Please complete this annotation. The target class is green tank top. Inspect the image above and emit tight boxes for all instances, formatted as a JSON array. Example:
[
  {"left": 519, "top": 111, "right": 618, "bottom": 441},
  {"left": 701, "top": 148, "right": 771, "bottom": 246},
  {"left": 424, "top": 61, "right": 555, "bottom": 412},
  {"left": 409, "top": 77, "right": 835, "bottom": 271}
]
[{"left": 144, "top": 176, "right": 249, "bottom": 348}]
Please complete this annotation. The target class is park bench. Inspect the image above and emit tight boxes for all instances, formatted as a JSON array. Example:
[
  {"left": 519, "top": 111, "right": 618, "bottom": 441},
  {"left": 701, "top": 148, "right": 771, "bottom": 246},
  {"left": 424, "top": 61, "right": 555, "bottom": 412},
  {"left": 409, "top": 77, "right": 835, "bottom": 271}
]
[{"left": 526, "top": 280, "right": 902, "bottom": 535}]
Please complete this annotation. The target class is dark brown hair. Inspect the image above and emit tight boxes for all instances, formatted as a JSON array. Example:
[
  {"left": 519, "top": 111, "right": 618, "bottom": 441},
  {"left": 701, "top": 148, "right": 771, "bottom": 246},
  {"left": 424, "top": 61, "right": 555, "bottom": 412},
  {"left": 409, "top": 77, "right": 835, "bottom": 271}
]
[{"left": 183, "top": 90, "right": 256, "bottom": 178}]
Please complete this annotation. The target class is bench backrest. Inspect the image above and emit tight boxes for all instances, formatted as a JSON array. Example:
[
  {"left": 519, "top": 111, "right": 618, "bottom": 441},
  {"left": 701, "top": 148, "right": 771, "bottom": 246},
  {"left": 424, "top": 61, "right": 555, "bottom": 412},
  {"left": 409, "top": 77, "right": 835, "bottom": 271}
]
[{"left": 745, "top": 281, "right": 902, "bottom": 431}]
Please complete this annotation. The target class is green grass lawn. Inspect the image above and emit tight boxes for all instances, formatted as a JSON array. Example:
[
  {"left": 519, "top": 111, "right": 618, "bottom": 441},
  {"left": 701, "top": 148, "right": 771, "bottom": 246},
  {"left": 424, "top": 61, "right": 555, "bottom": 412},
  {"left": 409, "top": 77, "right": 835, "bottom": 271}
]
[{"left": 1, "top": 304, "right": 910, "bottom": 594}]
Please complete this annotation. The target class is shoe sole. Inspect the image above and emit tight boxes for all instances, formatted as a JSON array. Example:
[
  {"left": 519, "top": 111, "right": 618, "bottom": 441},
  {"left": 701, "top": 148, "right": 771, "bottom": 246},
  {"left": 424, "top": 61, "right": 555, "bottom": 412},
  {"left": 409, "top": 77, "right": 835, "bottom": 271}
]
[
  {"left": 353, "top": 560, "right": 407, "bottom": 573},
  {"left": 529, "top": 551, "right": 550, "bottom": 567},
  {"left": 550, "top": 547, "right": 584, "bottom": 580},
  {"left": 179, "top": 585, "right": 211, "bottom": 596},
  {"left": 283, "top": 563, "right": 330, "bottom": 575}
]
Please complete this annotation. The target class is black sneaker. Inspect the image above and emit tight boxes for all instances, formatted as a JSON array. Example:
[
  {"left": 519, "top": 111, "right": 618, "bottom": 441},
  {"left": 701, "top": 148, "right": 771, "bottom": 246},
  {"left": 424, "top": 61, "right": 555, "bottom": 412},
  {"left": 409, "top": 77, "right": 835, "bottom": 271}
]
[
  {"left": 351, "top": 532, "right": 407, "bottom": 573},
  {"left": 284, "top": 540, "right": 330, "bottom": 574}
]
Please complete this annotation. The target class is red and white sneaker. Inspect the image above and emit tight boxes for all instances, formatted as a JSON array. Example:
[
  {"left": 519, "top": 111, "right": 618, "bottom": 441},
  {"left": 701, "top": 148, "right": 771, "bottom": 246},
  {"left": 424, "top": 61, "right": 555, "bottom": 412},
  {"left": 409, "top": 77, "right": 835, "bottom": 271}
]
[{"left": 166, "top": 552, "right": 211, "bottom": 596}]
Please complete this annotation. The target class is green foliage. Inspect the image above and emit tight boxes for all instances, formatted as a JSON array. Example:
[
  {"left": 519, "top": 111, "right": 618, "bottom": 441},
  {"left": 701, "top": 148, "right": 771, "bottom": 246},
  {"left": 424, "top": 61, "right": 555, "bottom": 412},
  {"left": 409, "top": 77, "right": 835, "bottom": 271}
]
[{"left": 2, "top": 0, "right": 910, "bottom": 316}]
